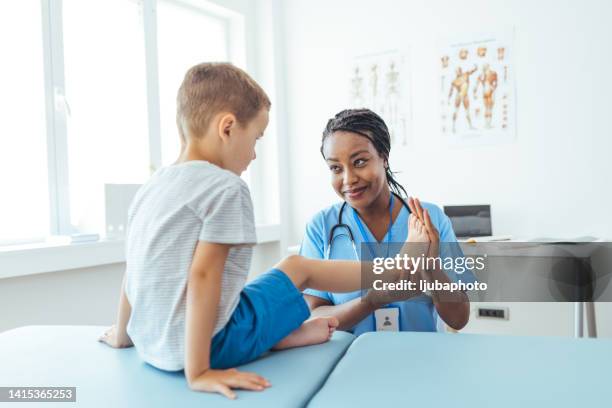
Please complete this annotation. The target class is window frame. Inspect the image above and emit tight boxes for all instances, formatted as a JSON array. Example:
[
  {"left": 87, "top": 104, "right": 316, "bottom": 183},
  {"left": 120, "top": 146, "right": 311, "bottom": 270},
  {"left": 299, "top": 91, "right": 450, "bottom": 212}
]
[
  {"left": 28, "top": 0, "right": 260, "bottom": 243},
  {"left": 41, "top": 0, "right": 71, "bottom": 236}
]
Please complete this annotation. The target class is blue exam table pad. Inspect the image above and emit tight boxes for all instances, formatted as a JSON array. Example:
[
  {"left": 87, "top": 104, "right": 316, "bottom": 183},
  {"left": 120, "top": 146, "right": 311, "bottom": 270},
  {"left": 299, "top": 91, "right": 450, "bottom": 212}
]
[
  {"left": 0, "top": 326, "right": 354, "bottom": 407},
  {"left": 1, "top": 326, "right": 611, "bottom": 407},
  {"left": 307, "top": 331, "right": 612, "bottom": 408}
]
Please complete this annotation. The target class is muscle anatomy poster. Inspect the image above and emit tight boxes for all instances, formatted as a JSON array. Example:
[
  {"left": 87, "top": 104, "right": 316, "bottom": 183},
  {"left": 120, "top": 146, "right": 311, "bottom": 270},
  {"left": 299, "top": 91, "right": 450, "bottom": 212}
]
[{"left": 439, "top": 31, "right": 515, "bottom": 146}]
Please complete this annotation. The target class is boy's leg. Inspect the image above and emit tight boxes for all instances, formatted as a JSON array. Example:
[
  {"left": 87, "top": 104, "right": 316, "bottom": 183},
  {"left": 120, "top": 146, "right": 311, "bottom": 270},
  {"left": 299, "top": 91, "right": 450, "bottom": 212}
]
[
  {"left": 272, "top": 316, "right": 339, "bottom": 350},
  {"left": 275, "top": 245, "right": 426, "bottom": 297},
  {"left": 277, "top": 215, "right": 431, "bottom": 294},
  {"left": 270, "top": 255, "right": 398, "bottom": 351},
  {"left": 263, "top": 256, "right": 362, "bottom": 351},
  {"left": 275, "top": 255, "right": 365, "bottom": 293}
]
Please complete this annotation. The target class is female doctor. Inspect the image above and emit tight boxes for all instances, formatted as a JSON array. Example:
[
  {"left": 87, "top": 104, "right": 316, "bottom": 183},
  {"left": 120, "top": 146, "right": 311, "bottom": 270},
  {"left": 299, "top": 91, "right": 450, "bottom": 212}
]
[{"left": 300, "top": 109, "right": 470, "bottom": 334}]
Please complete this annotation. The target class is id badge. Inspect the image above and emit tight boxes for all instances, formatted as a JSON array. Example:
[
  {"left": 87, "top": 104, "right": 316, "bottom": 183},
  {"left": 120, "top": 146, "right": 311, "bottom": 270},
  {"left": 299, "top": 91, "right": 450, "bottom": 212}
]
[{"left": 374, "top": 307, "right": 400, "bottom": 332}]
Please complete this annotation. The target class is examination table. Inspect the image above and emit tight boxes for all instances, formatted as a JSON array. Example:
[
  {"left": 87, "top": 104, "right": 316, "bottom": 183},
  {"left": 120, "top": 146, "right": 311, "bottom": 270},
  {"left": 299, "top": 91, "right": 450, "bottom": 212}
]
[{"left": 0, "top": 326, "right": 610, "bottom": 407}]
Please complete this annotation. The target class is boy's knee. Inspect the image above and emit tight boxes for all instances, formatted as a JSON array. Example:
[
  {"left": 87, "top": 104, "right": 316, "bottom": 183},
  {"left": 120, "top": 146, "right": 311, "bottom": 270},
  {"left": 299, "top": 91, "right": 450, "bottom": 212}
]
[{"left": 275, "top": 254, "right": 304, "bottom": 276}]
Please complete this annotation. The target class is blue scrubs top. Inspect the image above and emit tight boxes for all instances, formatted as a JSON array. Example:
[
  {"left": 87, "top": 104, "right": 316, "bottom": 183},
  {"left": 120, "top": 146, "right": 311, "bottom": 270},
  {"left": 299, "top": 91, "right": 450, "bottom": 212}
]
[{"left": 300, "top": 200, "right": 472, "bottom": 336}]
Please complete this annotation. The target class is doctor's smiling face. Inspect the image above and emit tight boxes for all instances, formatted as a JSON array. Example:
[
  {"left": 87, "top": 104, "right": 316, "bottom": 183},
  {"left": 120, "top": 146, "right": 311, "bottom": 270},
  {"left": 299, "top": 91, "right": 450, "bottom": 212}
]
[{"left": 323, "top": 130, "right": 388, "bottom": 211}]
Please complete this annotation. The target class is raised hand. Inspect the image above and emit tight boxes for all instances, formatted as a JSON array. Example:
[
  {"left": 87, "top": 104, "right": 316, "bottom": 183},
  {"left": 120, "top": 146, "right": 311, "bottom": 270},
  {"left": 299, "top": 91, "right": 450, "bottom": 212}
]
[
  {"left": 408, "top": 197, "right": 440, "bottom": 260},
  {"left": 407, "top": 213, "right": 429, "bottom": 243}
]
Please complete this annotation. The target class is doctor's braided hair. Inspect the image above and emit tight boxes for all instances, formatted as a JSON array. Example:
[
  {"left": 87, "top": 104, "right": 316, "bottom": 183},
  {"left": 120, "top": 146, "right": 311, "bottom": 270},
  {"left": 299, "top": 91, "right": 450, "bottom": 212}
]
[{"left": 320, "top": 108, "right": 408, "bottom": 198}]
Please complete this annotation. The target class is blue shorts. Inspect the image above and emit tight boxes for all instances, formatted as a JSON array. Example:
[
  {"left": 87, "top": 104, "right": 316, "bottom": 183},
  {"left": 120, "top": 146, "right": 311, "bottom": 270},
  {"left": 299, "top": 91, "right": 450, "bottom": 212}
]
[{"left": 210, "top": 268, "right": 310, "bottom": 369}]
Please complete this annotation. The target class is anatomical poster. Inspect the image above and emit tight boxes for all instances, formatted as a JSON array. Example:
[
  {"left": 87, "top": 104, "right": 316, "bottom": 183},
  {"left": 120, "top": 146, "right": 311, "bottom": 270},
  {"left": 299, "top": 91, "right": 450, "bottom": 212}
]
[
  {"left": 349, "top": 50, "right": 412, "bottom": 147},
  {"left": 439, "top": 31, "right": 516, "bottom": 146}
]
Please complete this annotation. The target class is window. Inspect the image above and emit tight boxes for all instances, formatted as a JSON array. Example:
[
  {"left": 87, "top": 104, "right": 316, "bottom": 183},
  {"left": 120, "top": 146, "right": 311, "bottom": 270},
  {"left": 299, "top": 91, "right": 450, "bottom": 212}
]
[
  {"left": 0, "top": 0, "right": 273, "bottom": 247},
  {"left": 62, "top": 0, "right": 150, "bottom": 234},
  {"left": 157, "top": 0, "right": 230, "bottom": 166},
  {"left": 0, "top": 1, "right": 49, "bottom": 245}
]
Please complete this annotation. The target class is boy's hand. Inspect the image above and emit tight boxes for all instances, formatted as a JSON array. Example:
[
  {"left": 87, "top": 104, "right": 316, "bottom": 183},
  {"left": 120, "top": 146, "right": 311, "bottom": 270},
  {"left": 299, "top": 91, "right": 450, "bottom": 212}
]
[
  {"left": 98, "top": 324, "right": 133, "bottom": 348},
  {"left": 188, "top": 368, "right": 271, "bottom": 399}
]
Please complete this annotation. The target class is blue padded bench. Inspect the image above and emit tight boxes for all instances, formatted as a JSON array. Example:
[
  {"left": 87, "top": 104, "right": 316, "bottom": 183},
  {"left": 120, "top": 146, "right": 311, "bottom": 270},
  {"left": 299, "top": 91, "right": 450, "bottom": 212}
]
[
  {"left": 2, "top": 327, "right": 611, "bottom": 407},
  {"left": 307, "top": 331, "right": 612, "bottom": 408},
  {"left": 0, "top": 326, "right": 354, "bottom": 407}
]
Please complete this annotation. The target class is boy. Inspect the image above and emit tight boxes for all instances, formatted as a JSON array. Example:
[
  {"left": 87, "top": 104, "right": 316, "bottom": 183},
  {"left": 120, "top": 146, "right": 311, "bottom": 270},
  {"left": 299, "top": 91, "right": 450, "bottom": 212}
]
[{"left": 99, "top": 63, "right": 430, "bottom": 399}]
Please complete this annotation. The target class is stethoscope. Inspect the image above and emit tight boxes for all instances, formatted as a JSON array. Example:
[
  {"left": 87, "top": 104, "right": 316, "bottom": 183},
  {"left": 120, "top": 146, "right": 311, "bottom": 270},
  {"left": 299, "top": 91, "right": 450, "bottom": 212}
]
[{"left": 325, "top": 192, "right": 412, "bottom": 260}]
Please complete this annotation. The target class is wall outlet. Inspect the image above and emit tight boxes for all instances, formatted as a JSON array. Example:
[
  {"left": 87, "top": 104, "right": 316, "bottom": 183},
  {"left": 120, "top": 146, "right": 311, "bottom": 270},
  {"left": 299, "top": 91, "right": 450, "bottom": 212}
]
[{"left": 476, "top": 307, "right": 509, "bottom": 320}]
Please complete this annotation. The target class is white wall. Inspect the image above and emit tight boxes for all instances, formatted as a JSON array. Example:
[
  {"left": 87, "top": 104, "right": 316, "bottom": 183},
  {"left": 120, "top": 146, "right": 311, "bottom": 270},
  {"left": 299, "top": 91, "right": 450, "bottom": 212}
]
[
  {"left": 278, "top": 0, "right": 612, "bottom": 336},
  {"left": 280, "top": 0, "right": 612, "bottom": 243}
]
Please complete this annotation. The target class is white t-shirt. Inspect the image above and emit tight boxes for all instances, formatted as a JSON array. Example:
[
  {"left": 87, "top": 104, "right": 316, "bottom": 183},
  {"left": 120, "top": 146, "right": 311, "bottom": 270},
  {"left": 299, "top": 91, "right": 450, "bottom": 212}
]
[{"left": 125, "top": 160, "right": 257, "bottom": 371}]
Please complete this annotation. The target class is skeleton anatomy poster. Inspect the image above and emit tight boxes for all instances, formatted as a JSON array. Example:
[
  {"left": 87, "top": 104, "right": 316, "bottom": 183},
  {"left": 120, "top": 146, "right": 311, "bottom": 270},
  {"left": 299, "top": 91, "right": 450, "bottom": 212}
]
[
  {"left": 349, "top": 50, "right": 412, "bottom": 147},
  {"left": 439, "top": 31, "right": 515, "bottom": 146}
]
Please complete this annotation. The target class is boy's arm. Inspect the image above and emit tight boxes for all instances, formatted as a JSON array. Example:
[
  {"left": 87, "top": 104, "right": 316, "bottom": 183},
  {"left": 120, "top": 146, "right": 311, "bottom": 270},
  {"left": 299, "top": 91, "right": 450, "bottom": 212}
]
[
  {"left": 99, "top": 272, "right": 134, "bottom": 348},
  {"left": 185, "top": 241, "right": 270, "bottom": 399}
]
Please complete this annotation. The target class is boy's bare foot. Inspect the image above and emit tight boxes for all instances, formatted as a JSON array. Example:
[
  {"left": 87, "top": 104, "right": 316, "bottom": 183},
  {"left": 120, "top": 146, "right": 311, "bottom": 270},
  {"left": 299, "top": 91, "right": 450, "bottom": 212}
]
[{"left": 273, "top": 316, "right": 339, "bottom": 350}]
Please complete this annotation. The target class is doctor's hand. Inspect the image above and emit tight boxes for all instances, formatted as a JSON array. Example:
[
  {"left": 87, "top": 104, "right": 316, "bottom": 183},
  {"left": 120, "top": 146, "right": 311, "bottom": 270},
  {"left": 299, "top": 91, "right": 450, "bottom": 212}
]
[
  {"left": 365, "top": 283, "right": 422, "bottom": 307},
  {"left": 188, "top": 368, "right": 271, "bottom": 399},
  {"left": 408, "top": 197, "right": 440, "bottom": 258},
  {"left": 407, "top": 213, "right": 429, "bottom": 243},
  {"left": 366, "top": 262, "right": 423, "bottom": 306}
]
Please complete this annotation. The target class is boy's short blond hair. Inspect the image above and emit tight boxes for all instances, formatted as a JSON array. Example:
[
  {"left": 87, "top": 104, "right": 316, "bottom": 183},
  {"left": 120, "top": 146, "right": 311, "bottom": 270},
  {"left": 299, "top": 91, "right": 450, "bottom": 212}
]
[{"left": 176, "top": 62, "right": 271, "bottom": 139}]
